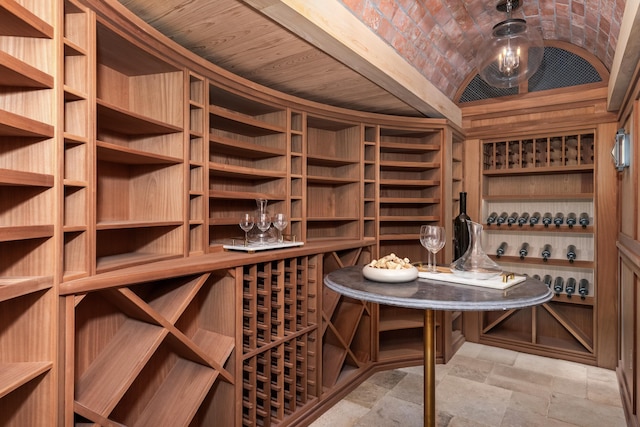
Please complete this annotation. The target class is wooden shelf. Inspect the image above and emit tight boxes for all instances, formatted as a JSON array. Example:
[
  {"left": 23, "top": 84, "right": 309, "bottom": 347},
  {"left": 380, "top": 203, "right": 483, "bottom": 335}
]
[
  {"left": 0, "top": 276, "right": 52, "bottom": 303},
  {"left": 97, "top": 100, "right": 182, "bottom": 135},
  {"left": 0, "top": 1, "right": 53, "bottom": 38},
  {"left": 97, "top": 141, "right": 182, "bottom": 165},
  {"left": 0, "top": 362, "right": 53, "bottom": 399},
  {"left": 0, "top": 108, "right": 54, "bottom": 137},
  {"left": 0, "top": 50, "right": 53, "bottom": 88},
  {"left": 0, "top": 225, "right": 54, "bottom": 242}
]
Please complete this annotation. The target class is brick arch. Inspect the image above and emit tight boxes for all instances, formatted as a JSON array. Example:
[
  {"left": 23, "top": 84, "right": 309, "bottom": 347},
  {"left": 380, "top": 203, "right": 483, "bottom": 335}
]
[{"left": 339, "top": 0, "right": 623, "bottom": 100}]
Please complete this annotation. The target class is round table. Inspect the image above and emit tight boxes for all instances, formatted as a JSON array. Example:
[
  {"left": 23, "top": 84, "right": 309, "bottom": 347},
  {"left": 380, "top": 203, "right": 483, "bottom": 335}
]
[{"left": 323, "top": 265, "right": 553, "bottom": 427}]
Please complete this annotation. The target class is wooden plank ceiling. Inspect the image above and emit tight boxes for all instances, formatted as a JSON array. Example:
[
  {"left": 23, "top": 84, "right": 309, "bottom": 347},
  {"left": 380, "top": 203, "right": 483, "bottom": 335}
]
[{"left": 116, "top": 0, "right": 637, "bottom": 123}]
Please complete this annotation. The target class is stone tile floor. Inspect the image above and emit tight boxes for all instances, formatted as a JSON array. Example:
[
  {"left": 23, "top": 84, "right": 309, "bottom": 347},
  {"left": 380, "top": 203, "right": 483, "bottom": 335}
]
[{"left": 310, "top": 342, "right": 626, "bottom": 427}]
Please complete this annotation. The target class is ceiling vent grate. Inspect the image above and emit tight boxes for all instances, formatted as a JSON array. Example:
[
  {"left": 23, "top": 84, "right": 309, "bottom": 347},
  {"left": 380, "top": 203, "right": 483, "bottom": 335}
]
[{"left": 458, "top": 47, "right": 602, "bottom": 103}]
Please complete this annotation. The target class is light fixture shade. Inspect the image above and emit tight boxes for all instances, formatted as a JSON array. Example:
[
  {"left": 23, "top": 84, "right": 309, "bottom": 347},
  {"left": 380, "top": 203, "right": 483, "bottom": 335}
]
[{"left": 476, "top": 18, "right": 544, "bottom": 88}]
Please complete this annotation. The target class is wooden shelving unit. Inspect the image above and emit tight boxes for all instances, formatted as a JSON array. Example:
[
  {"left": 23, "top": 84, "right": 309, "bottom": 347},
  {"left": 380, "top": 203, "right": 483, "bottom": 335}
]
[
  {"left": 0, "top": 0, "right": 468, "bottom": 425},
  {"left": 208, "top": 86, "right": 288, "bottom": 246},
  {"left": 478, "top": 132, "right": 599, "bottom": 363},
  {"left": 377, "top": 126, "right": 442, "bottom": 262},
  {"left": 0, "top": 0, "right": 57, "bottom": 425}
]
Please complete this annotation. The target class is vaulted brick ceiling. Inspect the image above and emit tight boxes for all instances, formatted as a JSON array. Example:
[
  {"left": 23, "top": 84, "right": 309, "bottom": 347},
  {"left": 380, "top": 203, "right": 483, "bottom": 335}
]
[{"left": 340, "top": 0, "right": 624, "bottom": 99}]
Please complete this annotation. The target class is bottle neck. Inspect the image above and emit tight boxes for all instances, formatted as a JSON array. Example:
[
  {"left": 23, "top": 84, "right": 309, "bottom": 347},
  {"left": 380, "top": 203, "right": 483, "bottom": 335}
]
[{"left": 459, "top": 192, "right": 467, "bottom": 214}]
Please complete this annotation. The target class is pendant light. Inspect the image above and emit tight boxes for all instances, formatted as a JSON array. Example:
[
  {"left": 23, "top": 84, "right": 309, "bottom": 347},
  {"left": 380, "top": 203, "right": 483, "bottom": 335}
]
[{"left": 476, "top": 0, "right": 544, "bottom": 88}]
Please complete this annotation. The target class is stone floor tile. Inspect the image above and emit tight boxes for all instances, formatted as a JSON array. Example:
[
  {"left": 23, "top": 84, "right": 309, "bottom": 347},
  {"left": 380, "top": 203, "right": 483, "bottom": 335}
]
[
  {"left": 513, "top": 353, "right": 587, "bottom": 381},
  {"left": 366, "top": 369, "right": 408, "bottom": 389},
  {"left": 309, "top": 399, "right": 369, "bottom": 426},
  {"left": 476, "top": 345, "right": 519, "bottom": 366},
  {"left": 344, "top": 380, "right": 391, "bottom": 408},
  {"left": 388, "top": 372, "right": 424, "bottom": 405},
  {"left": 552, "top": 375, "right": 587, "bottom": 398},
  {"left": 587, "top": 377, "right": 623, "bottom": 407},
  {"left": 436, "top": 374, "right": 512, "bottom": 426},
  {"left": 354, "top": 395, "right": 423, "bottom": 427},
  {"left": 485, "top": 364, "right": 554, "bottom": 398},
  {"left": 547, "top": 391, "right": 626, "bottom": 427},
  {"left": 507, "top": 390, "right": 550, "bottom": 416},
  {"left": 447, "top": 354, "right": 495, "bottom": 383},
  {"left": 500, "top": 407, "right": 579, "bottom": 427}
]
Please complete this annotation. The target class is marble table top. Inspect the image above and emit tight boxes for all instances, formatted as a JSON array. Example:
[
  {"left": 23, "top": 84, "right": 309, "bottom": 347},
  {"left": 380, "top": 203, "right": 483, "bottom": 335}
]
[{"left": 324, "top": 266, "right": 553, "bottom": 311}]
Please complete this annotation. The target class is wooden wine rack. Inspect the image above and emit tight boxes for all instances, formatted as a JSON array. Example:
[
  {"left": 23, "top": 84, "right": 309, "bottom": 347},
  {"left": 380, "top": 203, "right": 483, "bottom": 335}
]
[{"left": 477, "top": 130, "right": 606, "bottom": 365}]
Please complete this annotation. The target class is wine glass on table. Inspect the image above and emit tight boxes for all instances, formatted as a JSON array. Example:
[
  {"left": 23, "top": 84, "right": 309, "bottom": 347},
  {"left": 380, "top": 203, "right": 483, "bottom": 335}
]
[
  {"left": 273, "top": 213, "right": 288, "bottom": 243},
  {"left": 256, "top": 213, "right": 271, "bottom": 244},
  {"left": 420, "top": 225, "right": 446, "bottom": 273},
  {"left": 239, "top": 213, "right": 254, "bottom": 246}
]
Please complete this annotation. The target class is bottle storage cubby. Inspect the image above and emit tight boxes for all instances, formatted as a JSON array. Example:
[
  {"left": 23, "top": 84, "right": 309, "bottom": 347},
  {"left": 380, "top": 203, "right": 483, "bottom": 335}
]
[
  {"left": 72, "top": 272, "right": 236, "bottom": 426},
  {"left": 483, "top": 132, "right": 594, "bottom": 171},
  {"left": 188, "top": 73, "right": 208, "bottom": 255},
  {"left": 378, "top": 126, "right": 442, "bottom": 262},
  {"left": 208, "top": 86, "right": 288, "bottom": 245},
  {"left": 480, "top": 133, "right": 597, "bottom": 362},
  {"left": 241, "top": 256, "right": 320, "bottom": 426}
]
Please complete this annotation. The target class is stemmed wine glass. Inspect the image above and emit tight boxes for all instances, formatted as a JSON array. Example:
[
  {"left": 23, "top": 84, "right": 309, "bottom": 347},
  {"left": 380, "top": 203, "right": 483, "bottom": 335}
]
[
  {"left": 420, "top": 225, "right": 446, "bottom": 273},
  {"left": 256, "top": 213, "right": 271, "bottom": 244},
  {"left": 239, "top": 213, "right": 254, "bottom": 246},
  {"left": 273, "top": 213, "right": 288, "bottom": 243}
]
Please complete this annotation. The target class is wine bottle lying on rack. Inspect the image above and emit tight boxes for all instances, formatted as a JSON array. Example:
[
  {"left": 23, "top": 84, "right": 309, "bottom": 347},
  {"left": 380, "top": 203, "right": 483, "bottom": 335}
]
[
  {"left": 532, "top": 274, "right": 541, "bottom": 280},
  {"left": 519, "top": 242, "right": 529, "bottom": 259},
  {"left": 529, "top": 212, "right": 541, "bottom": 226},
  {"left": 496, "top": 242, "right": 508, "bottom": 258},
  {"left": 543, "top": 274, "right": 553, "bottom": 287},
  {"left": 487, "top": 212, "right": 498, "bottom": 225},
  {"left": 507, "top": 212, "right": 518, "bottom": 226},
  {"left": 578, "top": 279, "right": 589, "bottom": 298},
  {"left": 554, "top": 212, "right": 564, "bottom": 227},
  {"left": 496, "top": 212, "right": 508, "bottom": 226},
  {"left": 567, "top": 244, "right": 576, "bottom": 263},
  {"left": 566, "top": 212, "right": 577, "bottom": 228},
  {"left": 542, "top": 244, "right": 552, "bottom": 261},
  {"left": 517, "top": 212, "right": 529, "bottom": 226},
  {"left": 565, "top": 277, "right": 576, "bottom": 296},
  {"left": 542, "top": 212, "right": 553, "bottom": 227},
  {"left": 579, "top": 212, "right": 590, "bottom": 228},
  {"left": 553, "top": 276, "right": 564, "bottom": 294}
]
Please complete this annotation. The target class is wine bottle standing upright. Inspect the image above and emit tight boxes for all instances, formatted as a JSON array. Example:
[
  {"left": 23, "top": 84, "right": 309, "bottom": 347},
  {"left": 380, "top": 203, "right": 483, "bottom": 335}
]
[{"left": 453, "top": 192, "right": 471, "bottom": 261}]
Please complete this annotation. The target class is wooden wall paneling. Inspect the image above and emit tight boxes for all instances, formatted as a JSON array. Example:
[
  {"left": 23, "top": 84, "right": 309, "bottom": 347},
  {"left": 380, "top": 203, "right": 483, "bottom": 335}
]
[{"left": 595, "top": 121, "right": 621, "bottom": 368}]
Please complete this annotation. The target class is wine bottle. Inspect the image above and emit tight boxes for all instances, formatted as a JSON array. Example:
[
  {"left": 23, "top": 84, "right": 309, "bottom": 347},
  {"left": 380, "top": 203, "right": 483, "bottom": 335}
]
[
  {"left": 496, "top": 241, "right": 508, "bottom": 258},
  {"left": 578, "top": 279, "right": 589, "bottom": 298},
  {"left": 529, "top": 212, "right": 541, "bottom": 226},
  {"left": 517, "top": 212, "right": 530, "bottom": 227},
  {"left": 542, "top": 212, "right": 553, "bottom": 227},
  {"left": 565, "top": 277, "right": 576, "bottom": 296},
  {"left": 579, "top": 212, "right": 590, "bottom": 228},
  {"left": 496, "top": 212, "right": 508, "bottom": 226},
  {"left": 532, "top": 274, "right": 541, "bottom": 280},
  {"left": 453, "top": 192, "right": 471, "bottom": 261},
  {"left": 542, "top": 244, "right": 552, "bottom": 261},
  {"left": 566, "top": 244, "right": 576, "bottom": 263},
  {"left": 507, "top": 212, "right": 518, "bottom": 226},
  {"left": 553, "top": 212, "right": 564, "bottom": 227},
  {"left": 566, "top": 212, "right": 577, "bottom": 228},
  {"left": 553, "top": 276, "right": 564, "bottom": 294},
  {"left": 519, "top": 242, "right": 529, "bottom": 259},
  {"left": 543, "top": 274, "right": 553, "bottom": 287},
  {"left": 486, "top": 211, "right": 498, "bottom": 225}
]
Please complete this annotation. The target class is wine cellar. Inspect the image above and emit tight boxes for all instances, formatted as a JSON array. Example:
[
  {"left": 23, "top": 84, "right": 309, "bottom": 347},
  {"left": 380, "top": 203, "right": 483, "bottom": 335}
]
[{"left": 1, "top": 0, "right": 639, "bottom": 425}]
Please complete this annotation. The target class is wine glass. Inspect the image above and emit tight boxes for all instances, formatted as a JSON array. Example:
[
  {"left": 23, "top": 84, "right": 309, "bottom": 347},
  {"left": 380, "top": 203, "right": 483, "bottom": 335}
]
[
  {"left": 239, "top": 213, "right": 254, "bottom": 246},
  {"left": 256, "top": 213, "right": 271, "bottom": 244},
  {"left": 420, "top": 225, "right": 446, "bottom": 273},
  {"left": 273, "top": 213, "right": 288, "bottom": 243}
]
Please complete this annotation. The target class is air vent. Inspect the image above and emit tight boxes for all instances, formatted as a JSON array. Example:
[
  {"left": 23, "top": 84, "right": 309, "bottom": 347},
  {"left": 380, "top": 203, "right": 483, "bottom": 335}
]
[{"left": 458, "top": 47, "right": 603, "bottom": 103}]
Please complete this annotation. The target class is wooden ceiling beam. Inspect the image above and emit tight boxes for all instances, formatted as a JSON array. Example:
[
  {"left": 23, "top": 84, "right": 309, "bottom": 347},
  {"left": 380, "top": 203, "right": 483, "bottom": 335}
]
[
  {"left": 242, "top": 0, "right": 462, "bottom": 127},
  {"left": 608, "top": 0, "right": 640, "bottom": 112}
]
